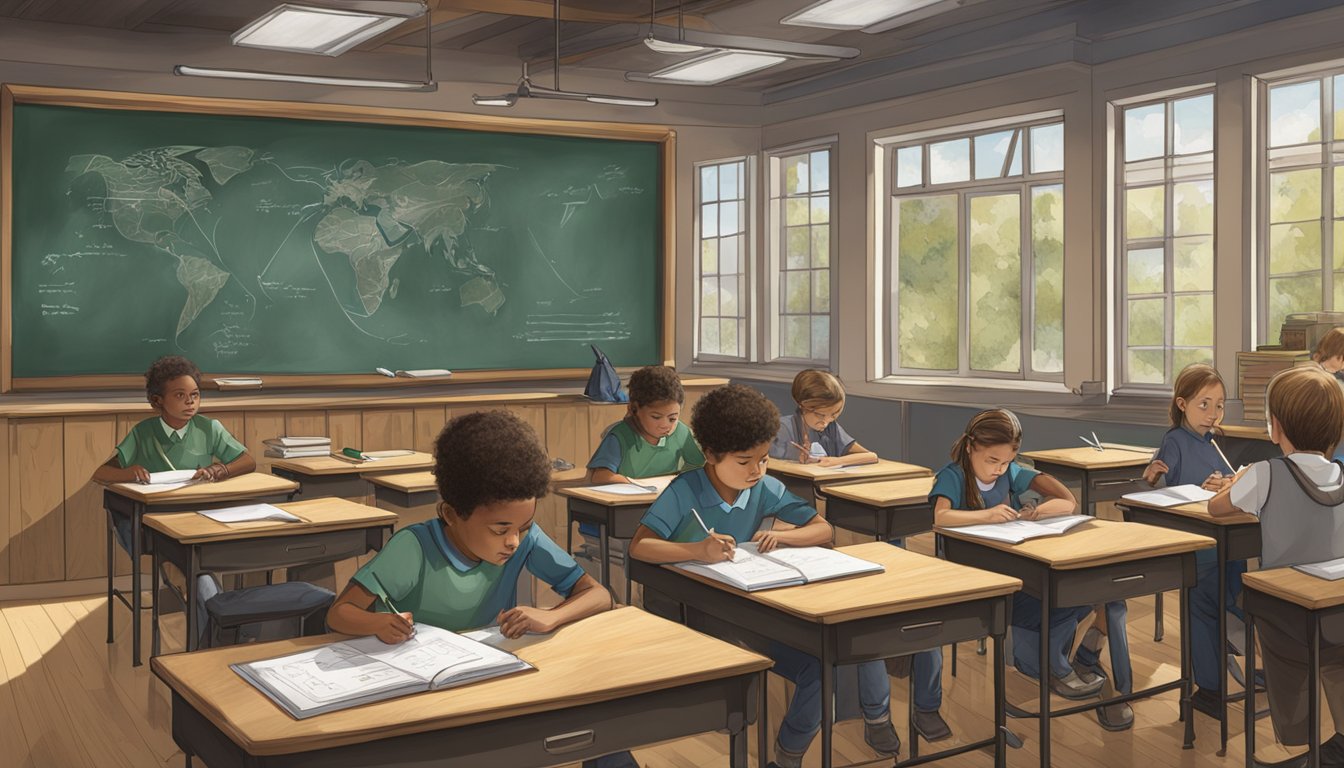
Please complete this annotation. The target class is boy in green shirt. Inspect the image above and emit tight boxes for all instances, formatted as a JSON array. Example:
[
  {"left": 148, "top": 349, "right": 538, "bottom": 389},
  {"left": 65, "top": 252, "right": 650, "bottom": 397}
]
[{"left": 586, "top": 364, "right": 705, "bottom": 484}]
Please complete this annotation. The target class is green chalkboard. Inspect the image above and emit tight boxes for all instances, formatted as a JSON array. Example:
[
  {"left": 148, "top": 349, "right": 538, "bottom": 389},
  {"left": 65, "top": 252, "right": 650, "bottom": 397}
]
[{"left": 4, "top": 88, "right": 668, "bottom": 386}]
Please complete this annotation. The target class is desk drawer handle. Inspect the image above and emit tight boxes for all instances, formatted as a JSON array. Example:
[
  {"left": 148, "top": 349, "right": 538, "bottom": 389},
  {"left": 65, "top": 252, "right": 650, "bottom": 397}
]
[
  {"left": 901, "top": 621, "right": 943, "bottom": 632},
  {"left": 1094, "top": 479, "right": 1137, "bottom": 488},
  {"left": 544, "top": 730, "right": 596, "bottom": 754},
  {"left": 1112, "top": 574, "right": 1144, "bottom": 583},
  {"left": 286, "top": 544, "right": 326, "bottom": 554}
]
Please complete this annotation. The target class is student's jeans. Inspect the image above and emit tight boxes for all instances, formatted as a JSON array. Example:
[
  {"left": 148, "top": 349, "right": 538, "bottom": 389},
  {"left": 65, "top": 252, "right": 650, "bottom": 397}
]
[
  {"left": 769, "top": 643, "right": 892, "bottom": 754},
  {"left": 885, "top": 538, "right": 943, "bottom": 712},
  {"left": 1190, "top": 550, "right": 1248, "bottom": 692},
  {"left": 1009, "top": 593, "right": 1093, "bottom": 680},
  {"left": 1071, "top": 600, "right": 1134, "bottom": 694}
]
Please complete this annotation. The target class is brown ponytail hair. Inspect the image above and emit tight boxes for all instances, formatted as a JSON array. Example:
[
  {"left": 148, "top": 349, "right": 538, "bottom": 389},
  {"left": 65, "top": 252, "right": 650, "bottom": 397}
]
[
  {"left": 1169, "top": 363, "right": 1226, "bottom": 432},
  {"left": 951, "top": 408, "right": 1023, "bottom": 510}
]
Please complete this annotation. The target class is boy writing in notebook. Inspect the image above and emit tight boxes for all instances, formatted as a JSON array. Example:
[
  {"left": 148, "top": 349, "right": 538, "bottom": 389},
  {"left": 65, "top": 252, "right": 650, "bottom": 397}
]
[
  {"left": 586, "top": 364, "right": 705, "bottom": 485},
  {"left": 629, "top": 384, "right": 901, "bottom": 768}
]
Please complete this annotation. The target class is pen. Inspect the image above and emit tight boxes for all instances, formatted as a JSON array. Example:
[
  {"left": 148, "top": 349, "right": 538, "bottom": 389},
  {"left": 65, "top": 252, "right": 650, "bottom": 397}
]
[
  {"left": 1209, "top": 438, "right": 1236, "bottom": 474},
  {"left": 368, "top": 572, "right": 401, "bottom": 614},
  {"left": 1091, "top": 432, "right": 1102, "bottom": 451}
]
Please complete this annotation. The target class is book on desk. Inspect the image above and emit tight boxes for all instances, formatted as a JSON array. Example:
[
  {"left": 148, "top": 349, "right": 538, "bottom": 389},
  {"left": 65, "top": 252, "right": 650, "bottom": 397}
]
[
  {"left": 942, "top": 514, "right": 1091, "bottom": 544},
  {"left": 233, "top": 623, "right": 532, "bottom": 719},
  {"left": 1121, "top": 484, "right": 1216, "bottom": 508},
  {"left": 1293, "top": 556, "right": 1344, "bottom": 581},
  {"left": 674, "top": 543, "right": 883, "bottom": 591}
]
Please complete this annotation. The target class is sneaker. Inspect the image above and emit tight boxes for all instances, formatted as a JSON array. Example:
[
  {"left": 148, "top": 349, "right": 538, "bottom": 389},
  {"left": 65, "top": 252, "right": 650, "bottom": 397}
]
[
  {"left": 1321, "top": 732, "right": 1344, "bottom": 768},
  {"left": 863, "top": 719, "right": 902, "bottom": 756},
  {"left": 1071, "top": 656, "right": 1106, "bottom": 686},
  {"left": 772, "top": 742, "right": 804, "bottom": 768},
  {"left": 913, "top": 709, "right": 953, "bottom": 742},
  {"left": 1048, "top": 669, "right": 1104, "bottom": 700},
  {"left": 1190, "top": 687, "right": 1222, "bottom": 720},
  {"left": 1095, "top": 679, "right": 1134, "bottom": 732}
]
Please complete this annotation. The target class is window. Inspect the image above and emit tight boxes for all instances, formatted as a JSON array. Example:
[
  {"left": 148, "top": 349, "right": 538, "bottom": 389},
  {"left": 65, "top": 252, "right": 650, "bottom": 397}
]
[
  {"left": 770, "top": 146, "right": 833, "bottom": 362},
  {"left": 886, "top": 119, "right": 1064, "bottom": 379},
  {"left": 1259, "top": 70, "right": 1344, "bottom": 341},
  {"left": 696, "top": 158, "right": 748, "bottom": 359},
  {"left": 1116, "top": 91, "right": 1215, "bottom": 387}
]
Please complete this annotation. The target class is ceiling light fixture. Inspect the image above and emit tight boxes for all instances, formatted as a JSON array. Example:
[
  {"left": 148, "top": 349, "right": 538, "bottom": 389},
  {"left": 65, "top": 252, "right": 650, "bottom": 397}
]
[
  {"left": 173, "top": 65, "right": 435, "bottom": 90},
  {"left": 630, "top": 50, "right": 788, "bottom": 86},
  {"left": 781, "top": 0, "right": 947, "bottom": 31},
  {"left": 642, "top": 0, "right": 860, "bottom": 60}
]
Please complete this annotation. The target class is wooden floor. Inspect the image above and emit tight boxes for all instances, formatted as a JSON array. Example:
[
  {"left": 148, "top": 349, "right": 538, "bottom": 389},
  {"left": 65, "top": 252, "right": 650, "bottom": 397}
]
[{"left": 0, "top": 532, "right": 1328, "bottom": 768}]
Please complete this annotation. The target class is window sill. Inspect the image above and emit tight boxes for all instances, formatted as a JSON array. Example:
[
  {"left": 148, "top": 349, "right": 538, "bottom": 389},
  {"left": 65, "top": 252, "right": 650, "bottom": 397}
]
[{"left": 684, "top": 360, "right": 828, "bottom": 384}]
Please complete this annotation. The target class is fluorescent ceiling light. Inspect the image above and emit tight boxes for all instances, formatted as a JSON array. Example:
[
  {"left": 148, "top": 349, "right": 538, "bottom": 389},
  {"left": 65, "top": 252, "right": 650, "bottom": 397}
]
[
  {"left": 174, "top": 65, "right": 436, "bottom": 91},
  {"left": 781, "top": 0, "right": 945, "bottom": 30},
  {"left": 586, "top": 94, "right": 659, "bottom": 107},
  {"left": 643, "top": 36, "right": 709, "bottom": 55},
  {"left": 642, "top": 51, "right": 786, "bottom": 85},
  {"left": 232, "top": 3, "right": 421, "bottom": 56}
]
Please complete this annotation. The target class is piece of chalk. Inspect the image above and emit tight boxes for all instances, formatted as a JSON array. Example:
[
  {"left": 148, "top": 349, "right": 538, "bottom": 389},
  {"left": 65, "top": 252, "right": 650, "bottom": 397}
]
[{"left": 375, "top": 367, "right": 395, "bottom": 377}]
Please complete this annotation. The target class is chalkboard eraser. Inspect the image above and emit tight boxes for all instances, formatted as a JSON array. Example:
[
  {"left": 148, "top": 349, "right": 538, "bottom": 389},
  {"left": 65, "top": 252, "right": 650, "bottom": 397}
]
[
  {"left": 213, "top": 377, "right": 263, "bottom": 390},
  {"left": 396, "top": 369, "right": 452, "bottom": 378}
]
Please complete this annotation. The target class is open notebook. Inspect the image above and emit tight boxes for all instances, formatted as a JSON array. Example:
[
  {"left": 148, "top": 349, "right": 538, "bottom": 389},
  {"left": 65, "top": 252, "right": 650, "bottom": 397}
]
[
  {"left": 945, "top": 514, "right": 1091, "bottom": 544},
  {"left": 1293, "top": 556, "right": 1344, "bottom": 581},
  {"left": 113, "top": 469, "right": 200, "bottom": 494},
  {"left": 1121, "top": 484, "right": 1216, "bottom": 508},
  {"left": 674, "top": 543, "right": 883, "bottom": 592},
  {"left": 233, "top": 623, "right": 532, "bottom": 719},
  {"left": 588, "top": 474, "right": 676, "bottom": 496}
]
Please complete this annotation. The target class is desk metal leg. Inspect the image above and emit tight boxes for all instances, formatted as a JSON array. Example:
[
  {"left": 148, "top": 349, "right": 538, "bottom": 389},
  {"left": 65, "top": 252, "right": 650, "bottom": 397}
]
[
  {"left": 599, "top": 522, "right": 613, "bottom": 600},
  {"left": 566, "top": 509, "right": 574, "bottom": 557},
  {"left": 821, "top": 630, "right": 834, "bottom": 768},
  {"left": 759, "top": 671, "right": 769, "bottom": 768},
  {"left": 1218, "top": 542, "right": 1229, "bottom": 755},
  {"left": 995, "top": 631, "right": 1007, "bottom": 768},
  {"left": 908, "top": 659, "right": 920, "bottom": 760},
  {"left": 151, "top": 543, "right": 161, "bottom": 658},
  {"left": 623, "top": 549, "right": 633, "bottom": 606},
  {"left": 1310, "top": 613, "right": 1321, "bottom": 768},
  {"left": 1246, "top": 614, "right": 1256, "bottom": 768},
  {"left": 106, "top": 508, "right": 115, "bottom": 644},
  {"left": 1155, "top": 592, "right": 1165, "bottom": 642},
  {"left": 185, "top": 551, "right": 199, "bottom": 653},
  {"left": 1182, "top": 583, "right": 1195, "bottom": 749},
  {"left": 131, "top": 504, "right": 143, "bottom": 667},
  {"left": 1038, "top": 574, "right": 1052, "bottom": 768}
]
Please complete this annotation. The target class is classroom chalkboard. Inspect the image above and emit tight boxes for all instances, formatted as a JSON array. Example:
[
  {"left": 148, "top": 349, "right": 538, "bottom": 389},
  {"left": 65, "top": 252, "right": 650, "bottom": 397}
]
[{"left": 2, "top": 86, "right": 671, "bottom": 390}]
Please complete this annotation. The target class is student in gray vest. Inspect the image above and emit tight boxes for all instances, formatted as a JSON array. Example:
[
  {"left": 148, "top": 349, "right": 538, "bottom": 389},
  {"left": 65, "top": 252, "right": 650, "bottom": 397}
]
[{"left": 1211, "top": 365, "right": 1344, "bottom": 766}]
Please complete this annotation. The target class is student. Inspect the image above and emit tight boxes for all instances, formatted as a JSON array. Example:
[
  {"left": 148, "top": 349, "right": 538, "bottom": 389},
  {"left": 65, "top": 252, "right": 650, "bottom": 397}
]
[
  {"left": 1210, "top": 366, "right": 1344, "bottom": 766},
  {"left": 933, "top": 409, "right": 1134, "bottom": 729},
  {"left": 1313, "top": 327, "right": 1344, "bottom": 380},
  {"left": 327, "top": 410, "right": 623, "bottom": 768},
  {"left": 629, "top": 385, "right": 901, "bottom": 768},
  {"left": 1141, "top": 363, "right": 1243, "bottom": 719},
  {"left": 586, "top": 364, "right": 705, "bottom": 485},
  {"left": 768, "top": 369, "right": 877, "bottom": 466}
]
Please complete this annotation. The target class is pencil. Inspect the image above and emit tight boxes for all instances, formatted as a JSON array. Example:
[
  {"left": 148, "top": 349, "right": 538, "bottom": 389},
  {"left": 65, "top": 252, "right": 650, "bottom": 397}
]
[
  {"left": 1209, "top": 438, "right": 1236, "bottom": 474},
  {"left": 690, "top": 507, "right": 712, "bottom": 536}
]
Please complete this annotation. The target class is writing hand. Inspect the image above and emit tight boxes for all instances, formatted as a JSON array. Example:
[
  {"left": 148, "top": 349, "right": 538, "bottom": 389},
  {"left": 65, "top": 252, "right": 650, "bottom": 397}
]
[
  {"left": 1018, "top": 502, "right": 1042, "bottom": 521},
  {"left": 697, "top": 529, "right": 736, "bottom": 563},
  {"left": 1201, "top": 471, "right": 1229, "bottom": 492},
  {"left": 374, "top": 611, "right": 415, "bottom": 644},
  {"left": 127, "top": 465, "right": 150, "bottom": 484},
  {"left": 985, "top": 504, "right": 1018, "bottom": 523}
]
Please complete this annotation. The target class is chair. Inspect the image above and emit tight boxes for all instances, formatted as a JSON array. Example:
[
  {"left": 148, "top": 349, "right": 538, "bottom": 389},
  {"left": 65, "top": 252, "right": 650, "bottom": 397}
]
[{"left": 201, "top": 576, "right": 335, "bottom": 649}]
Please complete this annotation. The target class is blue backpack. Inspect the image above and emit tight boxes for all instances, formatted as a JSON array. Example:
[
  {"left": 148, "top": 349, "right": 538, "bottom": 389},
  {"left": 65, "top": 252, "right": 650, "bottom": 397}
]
[{"left": 583, "top": 345, "right": 627, "bottom": 403}]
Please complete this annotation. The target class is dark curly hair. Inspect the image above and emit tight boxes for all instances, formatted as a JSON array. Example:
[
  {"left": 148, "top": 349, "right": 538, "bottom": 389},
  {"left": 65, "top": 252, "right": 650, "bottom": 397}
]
[
  {"left": 627, "top": 365, "right": 684, "bottom": 408},
  {"left": 690, "top": 384, "right": 780, "bottom": 456},
  {"left": 434, "top": 410, "right": 551, "bottom": 519},
  {"left": 145, "top": 355, "right": 201, "bottom": 402}
]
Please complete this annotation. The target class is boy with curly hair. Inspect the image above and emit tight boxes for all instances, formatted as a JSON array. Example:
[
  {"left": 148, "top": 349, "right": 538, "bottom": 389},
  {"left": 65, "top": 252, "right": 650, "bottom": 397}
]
[
  {"left": 586, "top": 364, "right": 705, "bottom": 485},
  {"left": 629, "top": 384, "right": 901, "bottom": 768}
]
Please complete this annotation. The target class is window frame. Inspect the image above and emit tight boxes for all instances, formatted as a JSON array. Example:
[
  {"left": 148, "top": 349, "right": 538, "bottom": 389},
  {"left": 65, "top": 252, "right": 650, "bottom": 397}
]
[
  {"left": 766, "top": 141, "right": 837, "bottom": 366},
  {"left": 692, "top": 155, "right": 754, "bottom": 363}
]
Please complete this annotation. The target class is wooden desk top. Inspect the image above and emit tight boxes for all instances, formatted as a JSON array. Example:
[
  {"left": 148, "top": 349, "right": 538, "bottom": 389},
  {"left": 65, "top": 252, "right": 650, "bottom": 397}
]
[
  {"left": 1117, "top": 496, "right": 1260, "bottom": 526},
  {"left": 143, "top": 498, "right": 397, "bottom": 543},
  {"left": 101, "top": 472, "right": 299, "bottom": 506},
  {"left": 766, "top": 458, "right": 931, "bottom": 482},
  {"left": 1020, "top": 446, "right": 1154, "bottom": 469},
  {"left": 663, "top": 542, "right": 1021, "bottom": 625},
  {"left": 363, "top": 468, "right": 588, "bottom": 495},
  {"left": 151, "top": 607, "right": 770, "bottom": 755},
  {"left": 556, "top": 484, "right": 661, "bottom": 506},
  {"left": 817, "top": 477, "right": 936, "bottom": 507},
  {"left": 1220, "top": 424, "right": 1272, "bottom": 442},
  {"left": 270, "top": 451, "right": 434, "bottom": 477},
  {"left": 1243, "top": 568, "right": 1344, "bottom": 611},
  {"left": 937, "top": 519, "right": 1214, "bottom": 569}
]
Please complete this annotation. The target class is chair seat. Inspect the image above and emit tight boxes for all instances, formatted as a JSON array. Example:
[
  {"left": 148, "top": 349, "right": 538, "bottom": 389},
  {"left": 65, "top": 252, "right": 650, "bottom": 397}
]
[{"left": 205, "top": 581, "right": 335, "bottom": 628}]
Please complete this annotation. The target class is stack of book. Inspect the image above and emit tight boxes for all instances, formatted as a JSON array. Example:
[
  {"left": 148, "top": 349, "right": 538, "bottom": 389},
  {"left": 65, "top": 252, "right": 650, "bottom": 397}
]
[
  {"left": 263, "top": 436, "right": 331, "bottom": 459},
  {"left": 1236, "top": 349, "right": 1312, "bottom": 424}
]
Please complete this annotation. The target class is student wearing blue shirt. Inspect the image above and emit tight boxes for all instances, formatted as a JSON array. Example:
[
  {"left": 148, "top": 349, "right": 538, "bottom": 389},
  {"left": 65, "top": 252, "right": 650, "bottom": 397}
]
[
  {"left": 631, "top": 385, "right": 901, "bottom": 768},
  {"left": 1142, "top": 363, "right": 1242, "bottom": 720},
  {"left": 933, "top": 409, "right": 1135, "bottom": 730},
  {"left": 768, "top": 369, "right": 877, "bottom": 467},
  {"left": 1312, "top": 328, "right": 1344, "bottom": 464}
]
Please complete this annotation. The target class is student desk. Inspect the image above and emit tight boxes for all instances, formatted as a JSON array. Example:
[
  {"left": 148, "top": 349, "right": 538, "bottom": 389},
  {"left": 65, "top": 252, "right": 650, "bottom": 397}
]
[
  {"left": 1018, "top": 446, "right": 1154, "bottom": 516},
  {"left": 364, "top": 466, "right": 587, "bottom": 514},
  {"left": 556, "top": 484, "right": 656, "bottom": 605},
  {"left": 102, "top": 473, "right": 300, "bottom": 667},
  {"left": 816, "top": 476, "right": 937, "bottom": 541},
  {"left": 143, "top": 497, "right": 396, "bottom": 656},
  {"left": 151, "top": 606, "right": 770, "bottom": 768},
  {"left": 939, "top": 519, "right": 1213, "bottom": 768},
  {"left": 269, "top": 451, "right": 434, "bottom": 500},
  {"left": 1118, "top": 496, "right": 1261, "bottom": 753},
  {"left": 630, "top": 541, "right": 1022, "bottom": 768},
  {"left": 1242, "top": 567, "right": 1344, "bottom": 768},
  {"left": 766, "top": 458, "right": 930, "bottom": 504}
]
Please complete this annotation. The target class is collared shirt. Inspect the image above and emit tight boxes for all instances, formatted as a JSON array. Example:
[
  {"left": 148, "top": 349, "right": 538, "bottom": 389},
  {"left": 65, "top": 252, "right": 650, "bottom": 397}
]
[
  {"left": 639, "top": 467, "right": 816, "bottom": 544},
  {"left": 768, "top": 411, "right": 856, "bottom": 460},
  {"left": 1229, "top": 452, "right": 1344, "bottom": 519},
  {"left": 1154, "top": 424, "right": 1231, "bottom": 488},
  {"left": 351, "top": 520, "right": 584, "bottom": 632},
  {"left": 586, "top": 419, "right": 705, "bottom": 477},
  {"left": 928, "top": 461, "right": 1038, "bottom": 510},
  {"left": 115, "top": 414, "right": 245, "bottom": 472}
]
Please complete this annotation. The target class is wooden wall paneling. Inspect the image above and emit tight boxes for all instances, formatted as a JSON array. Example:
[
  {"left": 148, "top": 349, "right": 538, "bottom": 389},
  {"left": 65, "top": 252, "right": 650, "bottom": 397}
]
[
  {"left": 285, "top": 410, "right": 327, "bottom": 439},
  {"left": 587, "top": 403, "right": 627, "bottom": 454},
  {"left": 0, "top": 418, "right": 7, "bottom": 584},
  {"left": 502, "top": 404, "right": 547, "bottom": 444},
  {"left": 361, "top": 409, "right": 414, "bottom": 451},
  {"left": 62, "top": 416, "right": 116, "bottom": 581},
  {"left": 115, "top": 414, "right": 137, "bottom": 442},
  {"left": 545, "top": 402, "right": 589, "bottom": 471},
  {"left": 326, "top": 410, "right": 362, "bottom": 454},
  {"left": 212, "top": 412, "right": 246, "bottom": 453},
  {"left": 10, "top": 418, "right": 65, "bottom": 583},
  {"left": 243, "top": 411, "right": 285, "bottom": 475},
  {"left": 412, "top": 406, "right": 447, "bottom": 453}
]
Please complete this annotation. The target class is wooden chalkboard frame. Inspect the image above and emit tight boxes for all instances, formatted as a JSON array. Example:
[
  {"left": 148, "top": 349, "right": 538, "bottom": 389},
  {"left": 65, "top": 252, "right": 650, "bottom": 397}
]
[{"left": 0, "top": 84, "right": 675, "bottom": 393}]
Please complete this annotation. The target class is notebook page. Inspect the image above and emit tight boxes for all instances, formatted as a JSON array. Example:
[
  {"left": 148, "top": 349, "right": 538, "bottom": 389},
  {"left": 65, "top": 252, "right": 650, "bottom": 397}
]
[
  {"left": 1293, "top": 556, "right": 1344, "bottom": 580},
  {"left": 247, "top": 643, "right": 419, "bottom": 708},
  {"left": 1121, "top": 484, "right": 1215, "bottom": 507},
  {"left": 199, "top": 503, "right": 301, "bottom": 524},
  {"left": 344, "top": 623, "right": 526, "bottom": 685},
  {"left": 744, "top": 543, "right": 883, "bottom": 582},
  {"left": 588, "top": 482, "right": 660, "bottom": 495},
  {"left": 1032, "top": 515, "right": 1091, "bottom": 533}
]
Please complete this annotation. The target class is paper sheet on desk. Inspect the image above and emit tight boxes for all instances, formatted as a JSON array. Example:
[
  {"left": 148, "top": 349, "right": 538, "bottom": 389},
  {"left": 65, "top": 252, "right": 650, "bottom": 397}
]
[
  {"left": 199, "top": 503, "right": 301, "bottom": 524},
  {"left": 1121, "top": 484, "right": 1215, "bottom": 507},
  {"left": 1293, "top": 556, "right": 1344, "bottom": 580},
  {"left": 588, "top": 475, "right": 675, "bottom": 495}
]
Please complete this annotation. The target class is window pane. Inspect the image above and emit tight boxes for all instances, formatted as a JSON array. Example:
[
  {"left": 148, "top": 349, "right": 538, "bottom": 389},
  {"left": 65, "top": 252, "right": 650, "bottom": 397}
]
[
  {"left": 786, "top": 227, "right": 809, "bottom": 269},
  {"left": 1174, "top": 294, "right": 1213, "bottom": 346},
  {"left": 1335, "top": 221, "right": 1344, "bottom": 270},
  {"left": 783, "top": 316, "right": 810, "bottom": 358},
  {"left": 720, "top": 201, "right": 739, "bottom": 237},
  {"left": 929, "top": 139, "right": 970, "bottom": 184},
  {"left": 1030, "top": 124, "right": 1064, "bottom": 173},
  {"left": 785, "top": 155, "right": 808, "bottom": 194},
  {"left": 810, "top": 150, "right": 830, "bottom": 192},
  {"left": 1031, "top": 185, "right": 1064, "bottom": 373},
  {"left": 720, "top": 236, "right": 740, "bottom": 274},
  {"left": 1173, "top": 347, "right": 1214, "bottom": 372},
  {"left": 975, "top": 130, "right": 1014, "bottom": 179},
  {"left": 1127, "top": 348, "right": 1165, "bottom": 384},
  {"left": 811, "top": 316, "right": 830, "bottom": 361},
  {"left": 700, "top": 316, "right": 720, "bottom": 354},
  {"left": 1336, "top": 271, "right": 1344, "bottom": 311},
  {"left": 720, "top": 276, "right": 739, "bottom": 316},
  {"left": 1335, "top": 166, "right": 1344, "bottom": 218},
  {"left": 1269, "top": 169, "right": 1321, "bottom": 223},
  {"left": 701, "top": 166, "right": 719, "bottom": 202},
  {"left": 1269, "top": 222, "right": 1323, "bottom": 275},
  {"left": 700, "top": 277, "right": 719, "bottom": 317},
  {"left": 1007, "top": 138, "right": 1022, "bottom": 177},
  {"left": 1124, "top": 103, "right": 1165, "bottom": 162},
  {"left": 1173, "top": 94, "right": 1213, "bottom": 154},
  {"left": 720, "top": 318, "right": 739, "bottom": 357},
  {"left": 897, "top": 146, "right": 922, "bottom": 188},
  {"left": 1128, "top": 298, "right": 1165, "bottom": 346},
  {"left": 1267, "top": 274, "right": 1322, "bottom": 342},
  {"left": 720, "top": 162, "right": 739, "bottom": 200},
  {"left": 1269, "top": 80, "right": 1321, "bottom": 147},
  {"left": 969, "top": 194, "right": 1022, "bottom": 373},
  {"left": 785, "top": 271, "right": 810, "bottom": 313},
  {"left": 786, "top": 198, "right": 809, "bottom": 226},
  {"left": 812, "top": 270, "right": 830, "bottom": 313},
  {"left": 701, "top": 203, "right": 718, "bottom": 238},
  {"left": 701, "top": 238, "right": 718, "bottom": 274},
  {"left": 897, "top": 195, "right": 959, "bottom": 370},
  {"left": 811, "top": 226, "right": 830, "bottom": 269},
  {"left": 811, "top": 196, "right": 830, "bottom": 224},
  {"left": 1127, "top": 247, "right": 1165, "bottom": 295},
  {"left": 1173, "top": 237, "right": 1214, "bottom": 292},
  {"left": 1173, "top": 180, "right": 1214, "bottom": 236},
  {"left": 1126, "top": 185, "right": 1165, "bottom": 240}
]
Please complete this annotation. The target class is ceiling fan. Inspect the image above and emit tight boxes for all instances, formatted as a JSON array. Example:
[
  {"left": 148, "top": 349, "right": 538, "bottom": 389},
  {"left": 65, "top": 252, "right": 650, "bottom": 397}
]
[{"left": 473, "top": 0, "right": 657, "bottom": 108}]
